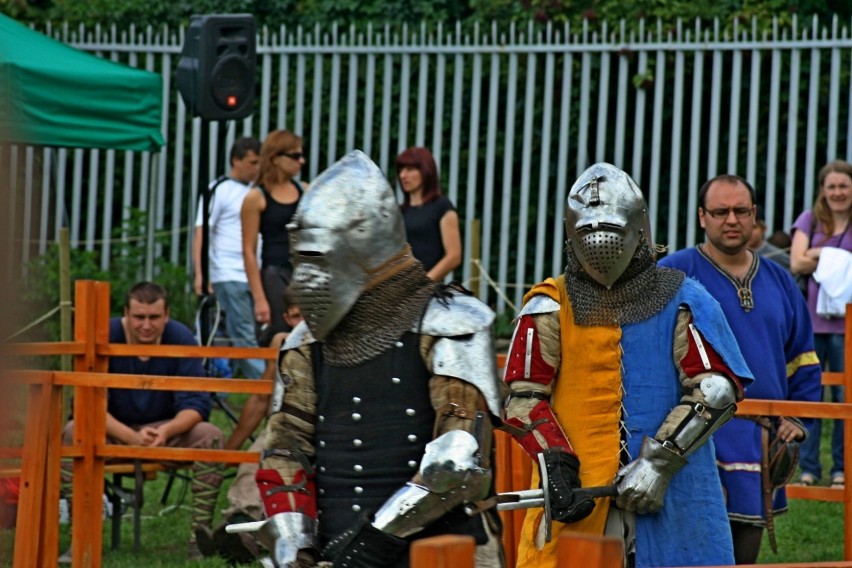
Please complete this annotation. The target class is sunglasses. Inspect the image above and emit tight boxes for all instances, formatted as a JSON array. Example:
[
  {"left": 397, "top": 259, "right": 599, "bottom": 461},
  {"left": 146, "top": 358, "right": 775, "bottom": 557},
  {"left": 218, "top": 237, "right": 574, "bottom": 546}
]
[{"left": 277, "top": 151, "right": 305, "bottom": 161}]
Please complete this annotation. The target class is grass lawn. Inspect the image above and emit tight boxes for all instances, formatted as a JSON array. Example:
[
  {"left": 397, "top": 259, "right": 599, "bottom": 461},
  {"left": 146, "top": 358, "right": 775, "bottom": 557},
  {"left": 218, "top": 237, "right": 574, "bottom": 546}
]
[{"left": 0, "top": 400, "right": 846, "bottom": 566}]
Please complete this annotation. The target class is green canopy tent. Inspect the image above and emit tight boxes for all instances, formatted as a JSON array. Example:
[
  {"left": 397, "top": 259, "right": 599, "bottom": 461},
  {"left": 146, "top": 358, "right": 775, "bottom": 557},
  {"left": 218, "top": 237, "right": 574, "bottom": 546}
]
[{"left": 0, "top": 13, "right": 164, "bottom": 152}]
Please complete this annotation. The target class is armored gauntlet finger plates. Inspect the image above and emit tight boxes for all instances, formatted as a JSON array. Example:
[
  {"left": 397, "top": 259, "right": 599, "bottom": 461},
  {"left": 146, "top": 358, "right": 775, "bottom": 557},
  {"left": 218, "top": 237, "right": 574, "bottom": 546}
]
[{"left": 615, "top": 437, "right": 687, "bottom": 514}]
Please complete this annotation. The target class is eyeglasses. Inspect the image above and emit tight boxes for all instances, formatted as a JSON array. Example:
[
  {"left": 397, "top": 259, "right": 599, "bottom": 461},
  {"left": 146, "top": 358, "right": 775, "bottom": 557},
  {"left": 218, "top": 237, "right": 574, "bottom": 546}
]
[
  {"left": 703, "top": 207, "right": 754, "bottom": 220},
  {"left": 277, "top": 151, "right": 305, "bottom": 161}
]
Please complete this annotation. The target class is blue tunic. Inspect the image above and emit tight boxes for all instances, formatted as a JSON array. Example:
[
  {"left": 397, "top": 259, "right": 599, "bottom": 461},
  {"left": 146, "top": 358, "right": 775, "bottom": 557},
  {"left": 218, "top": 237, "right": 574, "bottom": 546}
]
[
  {"left": 622, "top": 277, "right": 753, "bottom": 566},
  {"left": 660, "top": 248, "right": 821, "bottom": 524}
]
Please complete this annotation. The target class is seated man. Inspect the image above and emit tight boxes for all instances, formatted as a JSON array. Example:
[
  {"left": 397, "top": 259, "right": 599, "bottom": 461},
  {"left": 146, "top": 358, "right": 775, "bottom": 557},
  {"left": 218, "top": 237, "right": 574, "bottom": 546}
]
[{"left": 62, "top": 281, "right": 224, "bottom": 560}]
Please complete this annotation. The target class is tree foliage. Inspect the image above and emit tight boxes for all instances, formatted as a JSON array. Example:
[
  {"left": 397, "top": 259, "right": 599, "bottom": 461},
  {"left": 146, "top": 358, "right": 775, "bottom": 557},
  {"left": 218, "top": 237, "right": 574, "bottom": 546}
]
[
  {"left": 2, "top": 0, "right": 851, "bottom": 31},
  {"left": 20, "top": 209, "right": 195, "bottom": 343}
]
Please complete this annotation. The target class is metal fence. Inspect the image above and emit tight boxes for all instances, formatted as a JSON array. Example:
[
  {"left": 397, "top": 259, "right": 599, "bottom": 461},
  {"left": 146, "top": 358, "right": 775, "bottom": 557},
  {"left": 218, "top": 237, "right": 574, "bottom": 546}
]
[{"left": 4, "top": 16, "right": 852, "bottom": 313}]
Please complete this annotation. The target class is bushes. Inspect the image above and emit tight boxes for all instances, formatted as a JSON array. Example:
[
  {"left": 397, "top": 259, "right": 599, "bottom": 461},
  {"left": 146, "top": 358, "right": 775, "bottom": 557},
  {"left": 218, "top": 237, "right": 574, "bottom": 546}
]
[
  {"left": 3, "top": 0, "right": 851, "bottom": 34},
  {"left": 20, "top": 209, "right": 194, "bottom": 345}
]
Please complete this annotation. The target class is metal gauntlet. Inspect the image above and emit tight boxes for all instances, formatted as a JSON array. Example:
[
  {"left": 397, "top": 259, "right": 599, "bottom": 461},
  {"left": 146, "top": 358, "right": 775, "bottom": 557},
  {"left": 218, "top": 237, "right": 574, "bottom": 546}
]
[
  {"left": 226, "top": 512, "right": 318, "bottom": 568},
  {"left": 615, "top": 373, "right": 738, "bottom": 514},
  {"left": 615, "top": 437, "right": 687, "bottom": 514},
  {"left": 372, "top": 429, "right": 491, "bottom": 538}
]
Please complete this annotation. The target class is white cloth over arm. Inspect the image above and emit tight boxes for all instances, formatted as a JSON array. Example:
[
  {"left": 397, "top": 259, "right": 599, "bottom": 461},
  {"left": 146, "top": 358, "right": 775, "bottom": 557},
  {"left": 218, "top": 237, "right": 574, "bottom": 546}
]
[{"left": 813, "top": 246, "right": 852, "bottom": 318}]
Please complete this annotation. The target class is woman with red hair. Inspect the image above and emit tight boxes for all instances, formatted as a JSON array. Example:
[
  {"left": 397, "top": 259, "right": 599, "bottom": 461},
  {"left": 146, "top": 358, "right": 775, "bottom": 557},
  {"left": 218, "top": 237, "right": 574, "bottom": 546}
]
[{"left": 396, "top": 147, "right": 462, "bottom": 281}]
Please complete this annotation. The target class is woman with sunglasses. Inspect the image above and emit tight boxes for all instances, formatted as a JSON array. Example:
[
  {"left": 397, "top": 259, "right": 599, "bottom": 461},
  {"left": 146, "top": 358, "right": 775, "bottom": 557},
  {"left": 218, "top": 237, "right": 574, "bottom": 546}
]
[
  {"left": 396, "top": 147, "right": 462, "bottom": 281},
  {"left": 241, "top": 129, "right": 308, "bottom": 346}
]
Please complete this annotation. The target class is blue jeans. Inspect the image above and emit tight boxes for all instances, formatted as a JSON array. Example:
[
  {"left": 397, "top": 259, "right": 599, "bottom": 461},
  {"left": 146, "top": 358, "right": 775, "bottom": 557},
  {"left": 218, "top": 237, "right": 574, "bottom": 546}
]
[
  {"left": 212, "top": 281, "right": 266, "bottom": 380},
  {"left": 799, "top": 333, "right": 845, "bottom": 479}
]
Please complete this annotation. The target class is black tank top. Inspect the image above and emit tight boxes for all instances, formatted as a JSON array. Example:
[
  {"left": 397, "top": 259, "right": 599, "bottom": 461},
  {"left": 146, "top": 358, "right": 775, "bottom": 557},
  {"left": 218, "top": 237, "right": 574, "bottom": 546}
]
[{"left": 259, "top": 181, "right": 303, "bottom": 269}]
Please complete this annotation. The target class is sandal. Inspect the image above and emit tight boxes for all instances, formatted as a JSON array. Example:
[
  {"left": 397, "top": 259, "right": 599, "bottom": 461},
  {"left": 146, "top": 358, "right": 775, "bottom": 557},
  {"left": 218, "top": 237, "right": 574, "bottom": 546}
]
[
  {"left": 831, "top": 473, "right": 845, "bottom": 488},
  {"left": 797, "top": 472, "right": 817, "bottom": 486}
]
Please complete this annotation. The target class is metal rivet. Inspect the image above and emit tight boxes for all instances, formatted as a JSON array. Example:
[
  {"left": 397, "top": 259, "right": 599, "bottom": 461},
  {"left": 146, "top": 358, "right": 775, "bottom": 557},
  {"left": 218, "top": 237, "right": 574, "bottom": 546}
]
[
  {"left": 395, "top": 341, "right": 404, "bottom": 347},
  {"left": 319, "top": 440, "right": 326, "bottom": 448},
  {"left": 352, "top": 504, "right": 361, "bottom": 512},
  {"left": 319, "top": 415, "right": 325, "bottom": 422},
  {"left": 408, "top": 460, "right": 418, "bottom": 468},
  {"left": 392, "top": 377, "right": 401, "bottom": 384},
  {"left": 320, "top": 466, "right": 326, "bottom": 473},
  {"left": 319, "top": 489, "right": 325, "bottom": 495},
  {"left": 407, "top": 434, "right": 417, "bottom": 442},
  {"left": 352, "top": 413, "right": 362, "bottom": 421},
  {"left": 405, "top": 409, "right": 415, "bottom": 416},
  {"left": 354, "top": 465, "right": 363, "bottom": 472},
  {"left": 353, "top": 439, "right": 363, "bottom": 447},
  {"left": 352, "top": 397, "right": 361, "bottom": 404},
  {"left": 354, "top": 486, "right": 364, "bottom": 494}
]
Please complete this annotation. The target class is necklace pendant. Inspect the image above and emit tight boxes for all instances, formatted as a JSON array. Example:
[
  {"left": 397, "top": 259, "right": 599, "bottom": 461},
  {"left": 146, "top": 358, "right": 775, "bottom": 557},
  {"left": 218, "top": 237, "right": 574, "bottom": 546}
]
[{"left": 738, "top": 287, "right": 754, "bottom": 312}]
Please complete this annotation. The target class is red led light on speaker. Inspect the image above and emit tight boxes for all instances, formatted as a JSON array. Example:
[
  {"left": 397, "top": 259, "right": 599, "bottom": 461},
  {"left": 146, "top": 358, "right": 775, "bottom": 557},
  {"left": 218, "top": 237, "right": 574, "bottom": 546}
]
[{"left": 227, "top": 95, "right": 237, "bottom": 107}]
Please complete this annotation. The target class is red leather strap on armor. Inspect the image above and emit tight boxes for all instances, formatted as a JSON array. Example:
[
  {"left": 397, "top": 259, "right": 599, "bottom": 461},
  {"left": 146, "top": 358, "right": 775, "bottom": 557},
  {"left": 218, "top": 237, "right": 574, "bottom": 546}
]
[
  {"left": 504, "top": 315, "right": 556, "bottom": 385},
  {"left": 679, "top": 316, "right": 745, "bottom": 399},
  {"left": 256, "top": 468, "right": 317, "bottom": 519},
  {"left": 506, "top": 400, "right": 575, "bottom": 455}
]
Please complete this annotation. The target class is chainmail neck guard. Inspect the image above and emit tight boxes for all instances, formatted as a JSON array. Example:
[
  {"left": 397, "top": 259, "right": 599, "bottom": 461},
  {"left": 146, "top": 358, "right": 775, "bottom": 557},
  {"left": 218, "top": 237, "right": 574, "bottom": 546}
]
[
  {"left": 564, "top": 237, "right": 685, "bottom": 327},
  {"left": 322, "top": 262, "right": 438, "bottom": 367}
]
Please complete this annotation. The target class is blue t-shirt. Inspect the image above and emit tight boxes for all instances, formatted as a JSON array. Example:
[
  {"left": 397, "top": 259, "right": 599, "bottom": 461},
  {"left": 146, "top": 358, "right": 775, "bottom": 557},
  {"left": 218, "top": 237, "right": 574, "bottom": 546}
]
[{"left": 107, "top": 317, "right": 211, "bottom": 425}]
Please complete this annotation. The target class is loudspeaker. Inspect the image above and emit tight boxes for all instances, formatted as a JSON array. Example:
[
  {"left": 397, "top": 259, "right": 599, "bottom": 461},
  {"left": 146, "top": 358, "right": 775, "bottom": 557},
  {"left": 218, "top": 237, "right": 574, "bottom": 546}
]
[{"left": 177, "top": 14, "right": 256, "bottom": 121}]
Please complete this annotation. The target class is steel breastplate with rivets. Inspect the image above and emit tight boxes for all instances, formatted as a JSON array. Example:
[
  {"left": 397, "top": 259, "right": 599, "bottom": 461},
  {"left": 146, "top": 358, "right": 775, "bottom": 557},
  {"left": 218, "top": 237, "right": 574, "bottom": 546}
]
[{"left": 313, "top": 331, "right": 434, "bottom": 546}]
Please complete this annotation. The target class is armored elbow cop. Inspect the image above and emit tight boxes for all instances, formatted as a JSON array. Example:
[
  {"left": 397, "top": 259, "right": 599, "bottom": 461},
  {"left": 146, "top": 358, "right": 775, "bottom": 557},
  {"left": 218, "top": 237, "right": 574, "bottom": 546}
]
[{"left": 660, "top": 374, "right": 738, "bottom": 458}]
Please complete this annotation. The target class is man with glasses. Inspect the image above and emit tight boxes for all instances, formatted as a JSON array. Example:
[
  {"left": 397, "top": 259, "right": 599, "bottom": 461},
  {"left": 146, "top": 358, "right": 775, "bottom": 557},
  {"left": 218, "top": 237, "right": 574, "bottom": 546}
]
[{"left": 659, "top": 174, "right": 821, "bottom": 564}]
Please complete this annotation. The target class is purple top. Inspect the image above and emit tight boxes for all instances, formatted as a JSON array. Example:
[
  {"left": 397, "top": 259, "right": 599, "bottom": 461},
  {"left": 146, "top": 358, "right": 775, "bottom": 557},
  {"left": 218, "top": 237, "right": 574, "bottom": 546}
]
[{"left": 792, "top": 210, "right": 852, "bottom": 334}]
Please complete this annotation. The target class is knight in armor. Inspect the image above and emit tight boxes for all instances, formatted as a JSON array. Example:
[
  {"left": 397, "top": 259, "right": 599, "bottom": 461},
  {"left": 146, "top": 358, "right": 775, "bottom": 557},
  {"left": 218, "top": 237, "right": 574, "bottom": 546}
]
[
  {"left": 250, "top": 150, "right": 505, "bottom": 567},
  {"left": 503, "top": 163, "right": 755, "bottom": 567}
]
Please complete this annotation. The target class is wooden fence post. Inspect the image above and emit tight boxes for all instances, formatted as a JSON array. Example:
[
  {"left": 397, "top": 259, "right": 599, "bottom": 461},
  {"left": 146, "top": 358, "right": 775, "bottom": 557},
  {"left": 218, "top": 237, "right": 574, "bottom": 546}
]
[
  {"left": 12, "top": 376, "right": 55, "bottom": 567},
  {"left": 845, "top": 304, "right": 852, "bottom": 561},
  {"left": 557, "top": 532, "right": 624, "bottom": 568},
  {"left": 70, "top": 280, "right": 110, "bottom": 567},
  {"left": 410, "top": 535, "right": 475, "bottom": 568}
]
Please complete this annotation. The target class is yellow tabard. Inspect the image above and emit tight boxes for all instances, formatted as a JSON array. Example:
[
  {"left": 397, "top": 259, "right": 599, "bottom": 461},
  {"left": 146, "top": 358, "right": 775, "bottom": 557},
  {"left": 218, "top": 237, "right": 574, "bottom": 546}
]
[{"left": 515, "top": 276, "right": 623, "bottom": 568}]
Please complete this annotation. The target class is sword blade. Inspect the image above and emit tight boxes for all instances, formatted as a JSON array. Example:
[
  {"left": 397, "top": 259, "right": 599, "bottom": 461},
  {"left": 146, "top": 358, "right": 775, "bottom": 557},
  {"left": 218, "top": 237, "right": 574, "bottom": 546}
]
[{"left": 225, "top": 520, "right": 266, "bottom": 534}]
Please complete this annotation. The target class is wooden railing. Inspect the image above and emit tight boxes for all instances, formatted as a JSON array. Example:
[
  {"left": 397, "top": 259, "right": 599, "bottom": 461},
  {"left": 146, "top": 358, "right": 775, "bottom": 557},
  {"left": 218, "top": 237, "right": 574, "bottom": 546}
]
[
  {"left": 6, "top": 281, "right": 278, "bottom": 568},
  {"left": 3, "top": 280, "right": 851, "bottom": 567}
]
